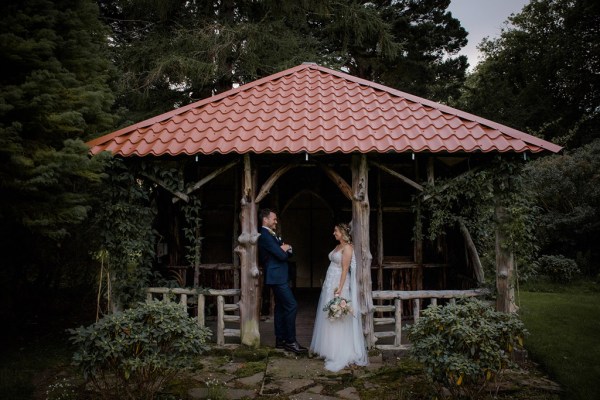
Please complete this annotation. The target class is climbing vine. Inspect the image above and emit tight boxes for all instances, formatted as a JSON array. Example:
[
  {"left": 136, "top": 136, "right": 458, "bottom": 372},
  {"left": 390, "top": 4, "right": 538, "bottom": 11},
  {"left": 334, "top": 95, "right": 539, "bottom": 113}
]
[
  {"left": 94, "top": 158, "right": 157, "bottom": 310},
  {"left": 416, "top": 156, "right": 539, "bottom": 282},
  {"left": 182, "top": 195, "right": 203, "bottom": 268}
]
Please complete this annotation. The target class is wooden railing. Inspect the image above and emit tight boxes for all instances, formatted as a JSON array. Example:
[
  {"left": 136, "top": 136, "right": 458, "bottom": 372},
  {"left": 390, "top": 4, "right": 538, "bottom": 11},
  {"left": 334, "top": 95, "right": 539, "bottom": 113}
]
[
  {"left": 146, "top": 287, "right": 240, "bottom": 346},
  {"left": 371, "top": 289, "right": 489, "bottom": 350}
]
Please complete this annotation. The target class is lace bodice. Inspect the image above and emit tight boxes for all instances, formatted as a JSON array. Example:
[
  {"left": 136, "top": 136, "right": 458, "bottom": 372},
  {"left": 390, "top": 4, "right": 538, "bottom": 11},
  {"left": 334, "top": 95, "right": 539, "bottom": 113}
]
[{"left": 328, "top": 249, "right": 343, "bottom": 267}]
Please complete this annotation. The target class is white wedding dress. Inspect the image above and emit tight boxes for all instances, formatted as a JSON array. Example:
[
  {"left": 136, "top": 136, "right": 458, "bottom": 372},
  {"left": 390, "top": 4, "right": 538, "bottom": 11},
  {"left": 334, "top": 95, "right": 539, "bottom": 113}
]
[{"left": 310, "top": 249, "right": 369, "bottom": 372}]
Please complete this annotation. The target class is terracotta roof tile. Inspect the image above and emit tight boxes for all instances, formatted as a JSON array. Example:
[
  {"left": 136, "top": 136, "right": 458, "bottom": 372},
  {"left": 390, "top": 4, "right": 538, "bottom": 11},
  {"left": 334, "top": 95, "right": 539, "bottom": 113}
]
[{"left": 87, "top": 63, "right": 562, "bottom": 156}]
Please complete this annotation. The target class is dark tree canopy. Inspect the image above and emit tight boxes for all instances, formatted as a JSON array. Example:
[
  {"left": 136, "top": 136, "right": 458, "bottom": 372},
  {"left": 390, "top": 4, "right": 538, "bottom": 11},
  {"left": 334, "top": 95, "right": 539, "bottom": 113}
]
[
  {"left": 456, "top": 0, "right": 599, "bottom": 148},
  {"left": 343, "top": 0, "right": 469, "bottom": 102},
  {"left": 97, "top": 0, "right": 468, "bottom": 123}
]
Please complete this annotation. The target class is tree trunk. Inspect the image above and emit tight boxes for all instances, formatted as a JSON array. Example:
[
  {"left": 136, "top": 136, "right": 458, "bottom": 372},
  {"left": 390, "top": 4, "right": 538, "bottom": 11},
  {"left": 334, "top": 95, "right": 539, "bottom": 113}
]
[
  {"left": 234, "top": 154, "right": 261, "bottom": 346},
  {"left": 351, "top": 154, "right": 375, "bottom": 348},
  {"left": 495, "top": 204, "right": 516, "bottom": 313}
]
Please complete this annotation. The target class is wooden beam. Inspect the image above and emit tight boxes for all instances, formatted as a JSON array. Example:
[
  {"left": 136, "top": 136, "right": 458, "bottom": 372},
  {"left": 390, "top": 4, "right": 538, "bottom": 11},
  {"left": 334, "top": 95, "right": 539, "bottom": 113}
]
[
  {"left": 422, "top": 166, "right": 481, "bottom": 201},
  {"left": 255, "top": 164, "right": 298, "bottom": 203},
  {"left": 319, "top": 164, "right": 353, "bottom": 201},
  {"left": 459, "top": 220, "right": 485, "bottom": 284},
  {"left": 372, "top": 288, "right": 489, "bottom": 300},
  {"left": 173, "top": 159, "right": 239, "bottom": 203},
  {"left": 369, "top": 160, "right": 423, "bottom": 191},
  {"left": 140, "top": 172, "right": 189, "bottom": 202}
]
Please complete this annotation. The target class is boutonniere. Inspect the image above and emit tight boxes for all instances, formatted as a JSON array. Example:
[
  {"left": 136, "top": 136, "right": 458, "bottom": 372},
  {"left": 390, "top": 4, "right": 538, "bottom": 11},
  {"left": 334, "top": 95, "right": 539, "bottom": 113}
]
[{"left": 265, "top": 228, "right": 280, "bottom": 241}]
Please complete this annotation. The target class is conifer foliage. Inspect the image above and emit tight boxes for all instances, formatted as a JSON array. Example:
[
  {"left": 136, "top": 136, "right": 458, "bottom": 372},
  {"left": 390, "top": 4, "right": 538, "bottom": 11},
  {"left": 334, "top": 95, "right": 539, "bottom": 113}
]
[{"left": 0, "top": 0, "right": 116, "bottom": 319}]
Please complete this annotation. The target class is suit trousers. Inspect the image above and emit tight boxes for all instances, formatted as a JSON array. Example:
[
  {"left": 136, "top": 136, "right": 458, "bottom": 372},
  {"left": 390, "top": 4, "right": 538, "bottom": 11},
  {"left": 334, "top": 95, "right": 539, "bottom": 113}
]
[{"left": 269, "top": 283, "right": 297, "bottom": 343}]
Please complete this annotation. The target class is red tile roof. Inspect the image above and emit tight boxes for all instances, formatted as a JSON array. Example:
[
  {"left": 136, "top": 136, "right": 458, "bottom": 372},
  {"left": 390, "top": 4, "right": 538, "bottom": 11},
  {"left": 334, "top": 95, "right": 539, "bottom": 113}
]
[{"left": 87, "top": 63, "right": 562, "bottom": 156}]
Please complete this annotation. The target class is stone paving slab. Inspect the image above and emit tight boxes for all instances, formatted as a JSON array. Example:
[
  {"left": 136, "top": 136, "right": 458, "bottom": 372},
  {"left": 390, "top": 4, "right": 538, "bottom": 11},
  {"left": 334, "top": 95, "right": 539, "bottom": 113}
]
[
  {"left": 288, "top": 393, "right": 339, "bottom": 400},
  {"left": 267, "top": 357, "right": 332, "bottom": 379},
  {"left": 335, "top": 387, "right": 360, "bottom": 400},
  {"left": 236, "top": 371, "right": 265, "bottom": 387},
  {"left": 262, "top": 378, "right": 315, "bottom": 395},
  {"left": 188, "top": 387, "right": 257, "bottom": 399}
]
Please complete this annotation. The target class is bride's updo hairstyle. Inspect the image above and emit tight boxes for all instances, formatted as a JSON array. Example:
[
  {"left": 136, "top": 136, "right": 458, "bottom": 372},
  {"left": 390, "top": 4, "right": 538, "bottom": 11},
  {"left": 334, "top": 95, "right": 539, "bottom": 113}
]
[{"left": 336, "top": 223, "right": 352, "bottom": 244}]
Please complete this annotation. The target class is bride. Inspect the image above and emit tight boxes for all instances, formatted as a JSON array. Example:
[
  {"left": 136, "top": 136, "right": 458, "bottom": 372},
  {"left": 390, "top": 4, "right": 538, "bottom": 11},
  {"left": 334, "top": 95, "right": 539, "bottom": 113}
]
[{"left": 310, "top": 223, "right": 369, "bottom": 372}]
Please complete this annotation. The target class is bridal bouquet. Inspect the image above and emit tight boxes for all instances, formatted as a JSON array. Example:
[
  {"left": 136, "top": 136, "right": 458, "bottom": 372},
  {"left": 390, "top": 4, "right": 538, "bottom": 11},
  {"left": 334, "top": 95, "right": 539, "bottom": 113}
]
[{"left": 323, "top": 296, "right": 353, "bottom": 320}]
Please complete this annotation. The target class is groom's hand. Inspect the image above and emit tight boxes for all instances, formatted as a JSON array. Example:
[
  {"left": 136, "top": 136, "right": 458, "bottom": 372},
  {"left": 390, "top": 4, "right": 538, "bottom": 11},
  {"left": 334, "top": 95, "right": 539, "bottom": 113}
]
[{"left": 281, "top": 243, "right": 292, "bottom": 253}]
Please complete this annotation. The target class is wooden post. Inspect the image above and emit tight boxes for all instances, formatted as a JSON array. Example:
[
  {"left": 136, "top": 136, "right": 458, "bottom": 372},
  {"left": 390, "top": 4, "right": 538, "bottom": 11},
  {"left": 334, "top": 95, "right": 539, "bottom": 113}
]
[
  {"left": 394, "top": 298, "right": 402, "bottom": 347},
  {"left": 217, "top": 295, "right": 225, "bottom": 345},
  {"left": 495, "top": 203, "right": 516, "bottom": 313},
  {"left": 351, "top": 154, "right": 375, "bottom": 348},
  {"left": 415, "top": 157, "right": 424, "bottom": 291},
  {"left": 180, "top": 293, "right": 188, "bottom": 312},
  {"left": 413, "top": 298, "right": 420, "bottom": 323},
  {"left": 197, "top": 294, "right": 205, "bottom": 327},
  {"left": 376, "top": 170, "right": 384, "bottom": 291},
  {"left": 233, "top": 168, "right": 240, "bottom": 304},
  {"left": 234, "top": 154, "right": 261, "bottom": 347}
]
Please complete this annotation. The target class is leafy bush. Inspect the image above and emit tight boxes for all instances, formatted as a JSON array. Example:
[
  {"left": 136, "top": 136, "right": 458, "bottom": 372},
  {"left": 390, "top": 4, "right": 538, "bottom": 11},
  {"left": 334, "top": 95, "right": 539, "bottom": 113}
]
[
  {"left": 407, "top": 298, "right": 528, "bottom": 399},
  {"left": 70, "top": 300, "right": 211, "bottom": 400},
  {"left": 536, "top": 254, "right": 580, "bottom": 283}
]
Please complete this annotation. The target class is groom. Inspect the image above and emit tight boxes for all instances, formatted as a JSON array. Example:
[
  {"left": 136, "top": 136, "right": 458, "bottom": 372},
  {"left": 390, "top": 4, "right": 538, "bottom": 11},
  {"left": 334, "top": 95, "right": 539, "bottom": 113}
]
[{"left": 257, "top": 208, "right": 307, "bottom": 354}]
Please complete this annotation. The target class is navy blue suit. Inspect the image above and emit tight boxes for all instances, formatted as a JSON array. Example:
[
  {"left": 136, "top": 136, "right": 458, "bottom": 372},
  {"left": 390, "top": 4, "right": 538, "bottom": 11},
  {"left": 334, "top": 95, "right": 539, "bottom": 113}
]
[{"left": 257, "top": 226, "right": 297, "bottom": 344}]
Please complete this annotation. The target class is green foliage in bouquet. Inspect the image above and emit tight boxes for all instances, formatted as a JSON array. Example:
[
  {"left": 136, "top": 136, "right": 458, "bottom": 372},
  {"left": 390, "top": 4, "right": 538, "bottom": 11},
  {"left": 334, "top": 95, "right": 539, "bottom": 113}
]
[
  {"left": 407, "top": 298, "right": 527, "bottom": 399},
  {"left": 70, "top": 300, "right": 211, "bottom": 400}
]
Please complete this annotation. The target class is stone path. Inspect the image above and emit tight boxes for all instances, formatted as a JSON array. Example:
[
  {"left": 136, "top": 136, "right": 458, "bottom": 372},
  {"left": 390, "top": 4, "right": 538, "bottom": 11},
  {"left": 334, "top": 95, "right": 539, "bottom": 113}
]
[
  {"left": 186, "top": 348, "right": 385, "bottom": 400},
  {"left": 182, "top": 346, "right": 562, "bottom": 400}
]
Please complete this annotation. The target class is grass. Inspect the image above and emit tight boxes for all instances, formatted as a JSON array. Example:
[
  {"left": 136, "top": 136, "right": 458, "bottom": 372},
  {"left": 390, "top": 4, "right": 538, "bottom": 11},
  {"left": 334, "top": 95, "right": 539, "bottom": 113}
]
[{"left": 517, "top": 280, "right": 600, "bottom": 400}]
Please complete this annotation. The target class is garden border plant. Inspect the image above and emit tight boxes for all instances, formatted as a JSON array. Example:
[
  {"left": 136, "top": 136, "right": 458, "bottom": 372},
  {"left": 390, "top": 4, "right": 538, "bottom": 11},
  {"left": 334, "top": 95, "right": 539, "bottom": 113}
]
[
  {"left": 407, "top": 298, "right": 528, "bottom": 399},
  {"left": 69, "top": 299, "right": 211, "bottom": 400}
]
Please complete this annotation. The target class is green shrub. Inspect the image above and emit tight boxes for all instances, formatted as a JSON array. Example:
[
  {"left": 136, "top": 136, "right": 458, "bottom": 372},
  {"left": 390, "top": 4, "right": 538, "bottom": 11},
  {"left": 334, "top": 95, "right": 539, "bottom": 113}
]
[
  {"left": 536, "top": 254, "right": 580, "bottom": 283},
  {"left": 70, "top": 300, "right": 211, "bottom": 400},
  {"left": 407, "top": 298, "right": 527, "bottom": 399}
]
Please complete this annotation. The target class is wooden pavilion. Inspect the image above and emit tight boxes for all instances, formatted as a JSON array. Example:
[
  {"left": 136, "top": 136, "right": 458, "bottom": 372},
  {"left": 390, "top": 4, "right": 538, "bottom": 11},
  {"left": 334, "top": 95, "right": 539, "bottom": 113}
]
[{"left": 87, "top": 63, "right": 561, "bottom": 349}]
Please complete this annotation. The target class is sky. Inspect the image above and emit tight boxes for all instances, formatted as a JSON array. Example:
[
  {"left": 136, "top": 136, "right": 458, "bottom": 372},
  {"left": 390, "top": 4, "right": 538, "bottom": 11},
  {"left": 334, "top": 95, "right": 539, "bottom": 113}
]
[{"left": 447, "top": 0, "right": 530, "bottom": 70}]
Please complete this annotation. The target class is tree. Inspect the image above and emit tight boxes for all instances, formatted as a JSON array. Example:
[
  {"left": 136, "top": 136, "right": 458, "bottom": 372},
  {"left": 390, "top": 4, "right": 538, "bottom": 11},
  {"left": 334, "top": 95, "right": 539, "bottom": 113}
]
[
  {"left": 97, "top": 0, "right": 333, "bottom": 121},
  {"left": 339, "top": 0, "right": 469, "bottom": 102},
  {"left": 97, "top": 0, "right": 468, "bottom": 122},
  {"left": 455, "top": 0, "right": 599, "bottom": 148},
  {"left": 524, "top": 140, "right": 600, "bottom": 278},
  {"left": 0, "top": 0, "right": 117, "bottom": 321},
  {"left": 452, "top": 0, "right": 600, "bottom": 280}
]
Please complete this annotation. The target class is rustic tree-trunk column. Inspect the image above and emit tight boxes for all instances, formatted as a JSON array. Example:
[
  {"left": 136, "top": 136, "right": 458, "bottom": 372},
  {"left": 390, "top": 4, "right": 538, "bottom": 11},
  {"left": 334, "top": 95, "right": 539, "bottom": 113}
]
[
  {"left": 234, "top": 154, "right": 261, "bottom": 346},
  {"left": 351, "top": 154, "right": 375, "bottom": 348},
  {"left": 495, "top": 204, "right": 516, "bottom": 313}
]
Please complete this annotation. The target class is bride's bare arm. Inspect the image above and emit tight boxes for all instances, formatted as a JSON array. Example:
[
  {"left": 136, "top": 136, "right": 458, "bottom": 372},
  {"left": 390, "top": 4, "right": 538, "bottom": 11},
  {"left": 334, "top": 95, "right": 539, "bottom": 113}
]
[{"left": 335, "top": 244, "right": 352, "bottom": 296}]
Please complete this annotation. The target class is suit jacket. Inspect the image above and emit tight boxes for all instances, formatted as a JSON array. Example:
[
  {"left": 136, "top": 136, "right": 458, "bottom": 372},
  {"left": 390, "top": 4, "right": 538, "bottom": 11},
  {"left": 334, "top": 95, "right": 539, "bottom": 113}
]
[{"left": 257, "top": 226, "right": 290, "bottom": 285}]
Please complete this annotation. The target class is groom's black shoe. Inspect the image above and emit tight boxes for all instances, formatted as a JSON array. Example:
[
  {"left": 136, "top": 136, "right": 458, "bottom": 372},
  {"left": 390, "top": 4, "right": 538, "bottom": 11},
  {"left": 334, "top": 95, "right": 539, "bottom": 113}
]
[
  {"left": 283, "top": 341, "right": 308, "bottom": 354},
  {"left": 275, "top": 339, "right": 286, "bottom": 349}
]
